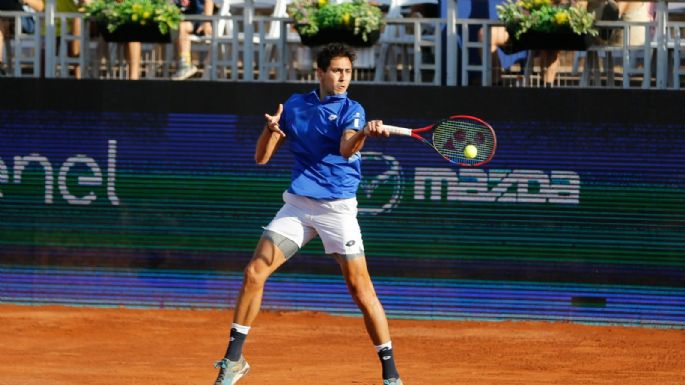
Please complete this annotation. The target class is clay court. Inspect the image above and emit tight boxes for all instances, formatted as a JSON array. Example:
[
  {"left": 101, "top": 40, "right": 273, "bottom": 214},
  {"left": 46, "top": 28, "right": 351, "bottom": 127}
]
[{"left": 0, "top": 304, "right": 683, "bottom": 385}]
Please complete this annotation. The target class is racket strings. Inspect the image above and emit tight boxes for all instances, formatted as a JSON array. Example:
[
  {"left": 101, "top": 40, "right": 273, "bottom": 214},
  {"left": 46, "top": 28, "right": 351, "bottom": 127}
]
[{"left": 432, "top": 119, "right": 495, "bottom": 164}]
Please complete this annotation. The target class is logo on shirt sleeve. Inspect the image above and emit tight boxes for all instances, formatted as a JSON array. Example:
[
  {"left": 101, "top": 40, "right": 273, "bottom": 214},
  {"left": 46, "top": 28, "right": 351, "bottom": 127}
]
[{"left": 353, "top": 112, "right": 360, "bottom": 129}]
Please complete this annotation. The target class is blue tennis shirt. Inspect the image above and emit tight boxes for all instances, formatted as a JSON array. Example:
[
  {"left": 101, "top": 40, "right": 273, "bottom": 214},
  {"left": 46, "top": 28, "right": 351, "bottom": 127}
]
[{"left": 279, "top": 90, "right": 366, "bottom": 200}]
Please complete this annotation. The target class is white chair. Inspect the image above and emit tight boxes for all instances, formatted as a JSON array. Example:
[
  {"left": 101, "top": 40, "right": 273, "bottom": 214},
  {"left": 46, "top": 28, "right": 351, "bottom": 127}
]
[
  {"left": 287, "top": 24, "right": 312, "bottom": 79},
  {"left": 572, "top": 2, "right": 654, "bottom": 88},
  {"left": 189, "top": 0, "right": 289, "bottom": 80},
  {"left": 666, "top": 21, "right": 685, "bottom": 89},
  {"left": 648, "top": 20, "right": 685, "bottom": 89},
  {"left": 1, "top": 10, "right": 41, "bottom": 77},
  {"left": 254, "top": 0, "right": 289, "bottom": 80},
  {"left": 53, "top": 11, "right": 101, "bottom": 79},
  {"left": 188, "top": 0, "right": 233, "bottom": 80},
  {"left": 373, "top": 0, "right": 440, "bottom": 84},
  {"left": 577, "top": 20, "right": 653, "bottom": 88}
]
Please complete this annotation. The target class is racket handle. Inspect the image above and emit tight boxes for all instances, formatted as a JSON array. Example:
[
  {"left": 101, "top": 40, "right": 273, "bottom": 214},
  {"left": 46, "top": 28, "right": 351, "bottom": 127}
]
[{"left": 380, "top": 124, "right": 413, "bottom": 136}]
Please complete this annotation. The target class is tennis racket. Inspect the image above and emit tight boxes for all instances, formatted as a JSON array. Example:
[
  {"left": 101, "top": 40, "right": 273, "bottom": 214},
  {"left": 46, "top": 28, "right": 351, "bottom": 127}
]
[{"left": 369, "top": 115, "right": 497, "bottom": 167}]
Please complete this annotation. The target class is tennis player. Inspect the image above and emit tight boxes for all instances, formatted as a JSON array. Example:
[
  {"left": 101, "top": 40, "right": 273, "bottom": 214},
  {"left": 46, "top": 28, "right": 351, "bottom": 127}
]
[{"left": 211, "top": 43, "right": 403, "bottom": 385}]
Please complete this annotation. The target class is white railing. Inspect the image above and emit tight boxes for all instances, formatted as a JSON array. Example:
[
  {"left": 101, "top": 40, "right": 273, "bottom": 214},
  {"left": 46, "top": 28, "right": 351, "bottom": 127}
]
[{"left": 1, "top": 5, "right": 684, "bottom": 89}]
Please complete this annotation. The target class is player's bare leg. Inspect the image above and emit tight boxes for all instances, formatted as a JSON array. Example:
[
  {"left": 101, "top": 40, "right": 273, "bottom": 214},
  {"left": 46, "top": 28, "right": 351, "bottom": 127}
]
[
  {"left": 336, "top": 254, "right": 389, "bottom": 343},
  {"left": 233, "top": 237, "right": 288, "bottom": 325},
  {"left": 213, "top": 237, "right": 288, "bottom": 385},
  {"left": 337, "top": 255, "right": 403, "bottom": 385}
]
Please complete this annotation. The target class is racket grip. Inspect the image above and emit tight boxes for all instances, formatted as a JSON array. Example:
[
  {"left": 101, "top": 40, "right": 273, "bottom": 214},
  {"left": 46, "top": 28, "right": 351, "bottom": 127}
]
[{"left": 380, "top": 124, "right": 413, "bottom": 136}]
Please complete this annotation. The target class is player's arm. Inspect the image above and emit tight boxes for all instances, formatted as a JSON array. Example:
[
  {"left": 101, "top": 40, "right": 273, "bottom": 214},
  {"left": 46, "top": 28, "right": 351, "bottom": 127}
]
[
  {"left": 339, "top": 120, "right": 388, "bottom": 159},
  {"left": 255, "top": 104, "right": 286, "bottom": 164}
]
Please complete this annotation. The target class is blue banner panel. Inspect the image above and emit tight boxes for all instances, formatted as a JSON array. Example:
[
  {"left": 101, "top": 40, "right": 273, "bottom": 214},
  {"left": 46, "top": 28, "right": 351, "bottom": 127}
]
[{"left": 0, "top": 79, "right": 683, "bottom": 327}]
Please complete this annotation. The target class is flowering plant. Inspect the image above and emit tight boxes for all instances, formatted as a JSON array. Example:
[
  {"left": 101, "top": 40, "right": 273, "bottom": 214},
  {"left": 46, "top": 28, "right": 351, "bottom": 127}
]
[
  {"left": 84, "top": 0, "right": 182, "bottom": 34},
  {"left": 287, "top": 0, "right": 384, "bottom": 44},
  {"left": 497, "top": 0, "right": 597, "bottom": 39}
]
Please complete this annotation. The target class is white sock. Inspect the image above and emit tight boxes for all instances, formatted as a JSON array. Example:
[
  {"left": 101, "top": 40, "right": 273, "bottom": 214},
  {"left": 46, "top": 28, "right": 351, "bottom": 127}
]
[
  {"left": 231, "top": 322, "right": 251, "bottom": 335},
  {"left": 374, "top": 341, "right": 392, "bottom": 352}
]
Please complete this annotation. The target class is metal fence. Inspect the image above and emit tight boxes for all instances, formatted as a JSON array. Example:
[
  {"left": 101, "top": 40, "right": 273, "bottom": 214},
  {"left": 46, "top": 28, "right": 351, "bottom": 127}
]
[{"left": 1, "top": 2, "right": 684, "bottom": 89}]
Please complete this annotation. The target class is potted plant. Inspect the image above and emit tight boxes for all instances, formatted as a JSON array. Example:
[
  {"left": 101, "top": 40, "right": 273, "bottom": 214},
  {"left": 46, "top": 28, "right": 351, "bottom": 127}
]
[
  {"left": 497, "top": 0, "right": 598, "bottom": 51},
  {"left": 84, "top": 0, "right": 183, "bottom": 43},
  {"left": 287, "top": 0, "right": 384, "bottom": 47}
]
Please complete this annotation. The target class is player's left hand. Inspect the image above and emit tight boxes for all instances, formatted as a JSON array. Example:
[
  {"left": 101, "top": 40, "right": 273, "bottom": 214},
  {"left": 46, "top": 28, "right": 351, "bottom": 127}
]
[{"left": 264, "top": 104, "right": 285, "bottom": 137}]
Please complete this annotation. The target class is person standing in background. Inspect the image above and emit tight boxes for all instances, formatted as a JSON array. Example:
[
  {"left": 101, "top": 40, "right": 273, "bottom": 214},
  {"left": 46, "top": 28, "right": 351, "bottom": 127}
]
[{"left": 171, "top": 0, "right": 213, "bottom": 80}]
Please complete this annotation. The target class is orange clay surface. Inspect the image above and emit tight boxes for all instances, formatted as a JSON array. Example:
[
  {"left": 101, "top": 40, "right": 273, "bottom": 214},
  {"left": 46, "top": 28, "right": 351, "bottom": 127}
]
[{"left": 0, "top": 304, "right": 683, "bottom": 385}]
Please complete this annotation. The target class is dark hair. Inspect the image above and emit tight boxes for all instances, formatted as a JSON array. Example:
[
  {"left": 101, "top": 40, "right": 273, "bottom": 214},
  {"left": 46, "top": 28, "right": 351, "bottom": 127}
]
[{"left": 316, "top": 43, "right": 356, "bottom": 71}]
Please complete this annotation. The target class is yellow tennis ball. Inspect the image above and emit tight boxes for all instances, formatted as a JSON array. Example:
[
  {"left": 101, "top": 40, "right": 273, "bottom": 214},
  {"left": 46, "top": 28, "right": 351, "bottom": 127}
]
[{"left": 464, "top": 144, "right": 478, "bottom": 159}]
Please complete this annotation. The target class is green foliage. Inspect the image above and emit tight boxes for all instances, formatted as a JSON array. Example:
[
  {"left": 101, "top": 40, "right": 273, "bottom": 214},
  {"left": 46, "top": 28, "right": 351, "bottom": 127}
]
[
  {"left": 287, "top": 0, "right": 383, "bottom": 42},
  {"left": 497, "top": 0, "right": 597, "bottom": 39},
  {"left": 84, "top": 0, "right": 183, "bottom": 35}
]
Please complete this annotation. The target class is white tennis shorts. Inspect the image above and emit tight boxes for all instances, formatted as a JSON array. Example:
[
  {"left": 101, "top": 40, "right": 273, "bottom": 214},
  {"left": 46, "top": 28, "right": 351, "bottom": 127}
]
[{"left": 263, "top": 191, "right": 365, "bottom": 258}]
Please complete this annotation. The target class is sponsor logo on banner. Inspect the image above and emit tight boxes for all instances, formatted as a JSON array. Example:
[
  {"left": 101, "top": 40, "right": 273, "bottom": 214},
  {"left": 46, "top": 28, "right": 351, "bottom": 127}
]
[
  {"left": 359, "top": 152, "right": 580, "bottom": 215},
  {"left": 0, "top": 140, "right": 119, "bottom": 205},
  {"left": 358, "top": 152, "right": 403, "bottom": 215}
]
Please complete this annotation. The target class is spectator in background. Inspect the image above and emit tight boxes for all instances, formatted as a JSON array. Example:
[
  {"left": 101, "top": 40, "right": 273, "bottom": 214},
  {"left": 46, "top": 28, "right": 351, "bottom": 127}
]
[
  {"left": 171, "top": 0, "right": 214, "bottom": 80},
  {"left": 0, "top": 0, "right": 44, "bottom": 76},
  {"left": 479, "top": 0, "right": 575, "bottom": 87},
  {"left": 121, "top": 42, "right": 142, "bottom": 80},
  {"left": 473, "top": 0, "right": 528, "bottom": 86},
  {"left": 478, "top": 26, "right": 560, "bottom": 86},
  {"left": 478, "top": 25, "right": 512, "bottom": 83},
  {"left": 57, "top": 0, "right": 82, "bottom": 77},
  {"left": 618, "top": 1, "right": 652, "bottom": 46},
  {"left": 69, "top": 0, "right": 142, "bottom": 80},
  {"left": 611, "top": 1, "right": 652, "bottom": 46}
]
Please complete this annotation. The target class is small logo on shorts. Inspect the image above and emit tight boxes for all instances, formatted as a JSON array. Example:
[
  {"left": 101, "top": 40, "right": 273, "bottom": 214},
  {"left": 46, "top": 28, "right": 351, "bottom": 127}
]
[
  {"left": 345, "top": 240, "right": 356, "bottom": 247},
  {"left": 328, "top": 114, "right": 338, "bottom": 121}
]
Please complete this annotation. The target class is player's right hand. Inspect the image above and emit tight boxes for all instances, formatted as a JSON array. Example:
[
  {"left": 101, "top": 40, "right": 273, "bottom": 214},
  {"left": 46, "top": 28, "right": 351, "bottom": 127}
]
[
  {"left": 364, "top": 120, "right": 389, "bottom": 137},
  {"left": 264, "top": 104, "right": 285, "bottom": 137}
]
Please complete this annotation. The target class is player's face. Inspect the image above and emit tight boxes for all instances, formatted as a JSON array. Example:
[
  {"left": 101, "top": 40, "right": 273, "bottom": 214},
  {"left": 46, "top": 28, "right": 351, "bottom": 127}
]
[{"left": 318, "top": 56, "right": 353, "bottom": 97}]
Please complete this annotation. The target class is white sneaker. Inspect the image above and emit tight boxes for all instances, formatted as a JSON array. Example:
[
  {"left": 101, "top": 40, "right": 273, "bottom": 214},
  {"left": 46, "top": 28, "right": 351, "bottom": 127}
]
[
  {"left": 384, "top": 378, "right": 404, "bottom": 385},
  {"left": 213, "top": 356, "right": 250, "bottom": 385},
  {"left": 171, "top": 64, "right": 198, "bottom": 80}
]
